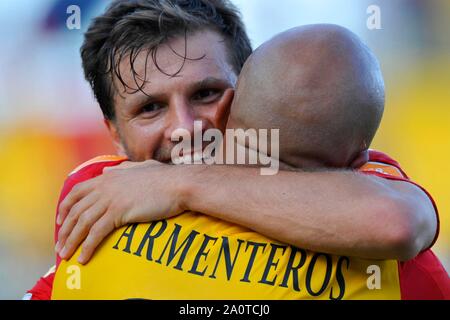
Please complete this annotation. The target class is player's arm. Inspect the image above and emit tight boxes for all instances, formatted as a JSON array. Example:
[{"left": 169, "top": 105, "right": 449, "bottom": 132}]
[
  {"left": 177, "top": 165, "right": 437, "bottom": 261},
  {"left": 56, "top": 160, "right": 436, "bottom": 263}
]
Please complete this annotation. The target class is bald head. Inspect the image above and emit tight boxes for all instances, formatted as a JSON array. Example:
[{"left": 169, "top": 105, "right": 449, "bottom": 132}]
[{"left": 229, "top": 24, "right": 385, "bottom": 168}]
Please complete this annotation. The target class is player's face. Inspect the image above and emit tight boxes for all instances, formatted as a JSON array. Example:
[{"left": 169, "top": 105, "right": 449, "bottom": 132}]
[{"left": 106, "top": 30, "right": 238, "bottom": 162}]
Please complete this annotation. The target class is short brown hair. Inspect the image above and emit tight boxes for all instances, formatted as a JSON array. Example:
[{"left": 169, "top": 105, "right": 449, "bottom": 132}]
[{"left": 81, "top": 0, "right": 252, "bottom": 120}]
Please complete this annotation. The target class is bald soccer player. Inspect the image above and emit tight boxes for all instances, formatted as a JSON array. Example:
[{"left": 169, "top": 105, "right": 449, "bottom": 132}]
[
  {"left": 227, "top": 25, "right": 383, "bottom": 170},
  {"left": 49, "top": 25, "right": 449, "bottom": 300}
]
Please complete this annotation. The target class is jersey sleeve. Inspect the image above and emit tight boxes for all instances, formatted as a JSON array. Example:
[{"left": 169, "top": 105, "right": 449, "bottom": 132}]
[
  {"left": 23, "top": 266, "right": 55, "bottom": 300},
  {"left": 398, "top": 250, "right": 450, "bottom": 300},
  {"left": 359, "top": 150, "right": 440, "bottom": 250},
  {"left": 25, "top": 156, "right": 127, "bottom": 300}
]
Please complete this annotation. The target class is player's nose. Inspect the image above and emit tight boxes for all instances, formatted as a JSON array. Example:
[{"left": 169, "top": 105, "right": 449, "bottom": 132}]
[{"left": 164, "top": 98, "right": 196, "bottom": 141}]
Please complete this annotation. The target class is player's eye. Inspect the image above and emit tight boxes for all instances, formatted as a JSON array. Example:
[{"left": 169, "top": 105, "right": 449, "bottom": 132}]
[
  {"left": 141, "top": 102, "right": 166, "bottom": 114},
  {"left": 192, "top": 89, "right": 222, "bottom": 104}
]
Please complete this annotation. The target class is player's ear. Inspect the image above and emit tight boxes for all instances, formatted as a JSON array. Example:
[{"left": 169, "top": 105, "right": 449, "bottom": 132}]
[
  {"left": 214, "top": 88, "right": 234, "bottom": 133},
  {"left": 104, "top": 119, "right": 126, "bottom": 156}
]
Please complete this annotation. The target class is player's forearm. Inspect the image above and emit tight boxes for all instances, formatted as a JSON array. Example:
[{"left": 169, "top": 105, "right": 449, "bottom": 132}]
[{"left": 179, "top": 165, "right": 430, "bottom": 260}]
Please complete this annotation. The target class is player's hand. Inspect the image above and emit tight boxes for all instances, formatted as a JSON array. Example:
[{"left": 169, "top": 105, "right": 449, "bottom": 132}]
[{"left": 55, "top": 160, "right": 187, "bottom": 264}]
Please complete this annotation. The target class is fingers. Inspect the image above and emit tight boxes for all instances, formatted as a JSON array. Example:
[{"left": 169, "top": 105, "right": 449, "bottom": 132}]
[
  {"left": 56, "top": 192, "right": 98, "bottom": 254},
  {"left": 77, "top": 215, "right": 115, "bottom": 265},
  {"left": 58, "top": 200, "right": 108, "bottom": 261},
  {"left": 57, "top": 179, "right": 95, "bottom": 225}
]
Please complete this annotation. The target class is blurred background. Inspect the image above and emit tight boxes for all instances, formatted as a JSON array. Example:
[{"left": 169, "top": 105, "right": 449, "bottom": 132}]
[{"left": 0, "top": 0, "right": 449, "bottom": 299}]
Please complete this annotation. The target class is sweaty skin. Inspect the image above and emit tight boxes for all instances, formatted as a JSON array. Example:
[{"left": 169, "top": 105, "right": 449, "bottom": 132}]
[{"left": 56, "top": 25, "right": 436, "bottom": 265}]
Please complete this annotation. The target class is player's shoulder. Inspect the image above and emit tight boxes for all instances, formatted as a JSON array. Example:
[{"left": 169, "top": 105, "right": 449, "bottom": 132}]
[
  {"left": 359, "top": 149, "right": 408, "bottom": 179},
  {"left": 68, "top": 155, "right": 128, "bottom": 178},
  {"left": 57, "top": 155, "right": 128, "bottom": 211}
]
